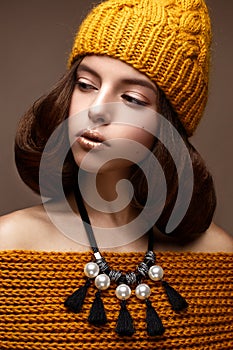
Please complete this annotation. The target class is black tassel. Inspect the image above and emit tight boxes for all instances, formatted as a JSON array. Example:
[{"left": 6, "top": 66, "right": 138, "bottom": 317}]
[
  {"left": 116, "top": 300, "right": 135, "bottom": 336},
  {"left": 88, "top": 290, "right": 107, "bottom": 326},
  {"left": 162, "top": 281, "right": 188, "bottom": 311},
  {"left": 64, "top": 279, "right": 91, "bottom": 313},
  {"left": 145, "top": 299, "right": 165, "bottom": 336}
]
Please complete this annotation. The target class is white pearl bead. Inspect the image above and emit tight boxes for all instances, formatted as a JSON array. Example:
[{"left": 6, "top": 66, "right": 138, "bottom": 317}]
[
  {"left": 84, "top": 262, "right": 100, "bottom": 278},
  {"left": 94, "top": 274, "right": 110, "bottom": 290},
  {"left": 135, "top": 283, "right": 151, "bottom": 300},
  {"left": 148, "top": 265, "right": 164, "bottom": 281},
  {"left": 115, "top": 284, "right": 131, "bottom": 300}
]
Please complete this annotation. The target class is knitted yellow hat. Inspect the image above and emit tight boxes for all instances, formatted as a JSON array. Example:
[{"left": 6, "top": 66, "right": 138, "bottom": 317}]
[{"left": 68, "top": 0, "right": 211, "bottom": 136}]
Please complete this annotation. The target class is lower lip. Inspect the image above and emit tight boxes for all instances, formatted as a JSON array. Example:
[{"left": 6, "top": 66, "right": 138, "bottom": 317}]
[{"left": 76, "top": 136, "right": 106, "bottom": 151}]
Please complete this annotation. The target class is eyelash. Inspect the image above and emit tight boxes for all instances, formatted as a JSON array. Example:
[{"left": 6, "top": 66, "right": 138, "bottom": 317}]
[
  {"left": 75, "top": 80, "right": 148, "bottom": 107},
  {"left": 76, "top": 81, "right": 97, "bottom": 91},
  {"left": 121, "top": 94, "right": 148, "bottom": 107}
]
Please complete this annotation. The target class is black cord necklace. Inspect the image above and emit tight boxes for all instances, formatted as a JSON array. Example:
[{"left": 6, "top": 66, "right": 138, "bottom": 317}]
[{"left": 64, "top": 185, "right": 188, "bottom": 336}]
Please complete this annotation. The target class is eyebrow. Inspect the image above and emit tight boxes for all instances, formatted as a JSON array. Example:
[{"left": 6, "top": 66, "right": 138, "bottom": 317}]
[
  {"left": 77, "top": 64, "right": 157, "bottom": 95},
  {"left": 77, "top": 64, "right": 100, "bottom": 79},
  {"left": 121, "top": 78, "right": 157, "bottom": 95}
]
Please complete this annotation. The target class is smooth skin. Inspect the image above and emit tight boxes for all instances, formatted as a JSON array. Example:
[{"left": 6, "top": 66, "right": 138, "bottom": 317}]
[{"left": 0, "top": 56, "right": 232, "bottom": 253}]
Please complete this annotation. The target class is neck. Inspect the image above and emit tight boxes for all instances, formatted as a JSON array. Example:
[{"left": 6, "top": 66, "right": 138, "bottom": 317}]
[
  {"left": 72, "top": 167, "right": 139, "bottom": 228},
  {"left": 66, "top": 167, "right": 153, "bottom": 250}
]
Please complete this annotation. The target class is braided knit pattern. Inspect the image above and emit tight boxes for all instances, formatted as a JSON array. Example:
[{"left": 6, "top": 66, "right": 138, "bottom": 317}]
[
  {"left": 68, "top": 0, "right": 211, "bottom": 136},
  {"left": 1, "top": 251, "right": 232, "bottom": 349}
]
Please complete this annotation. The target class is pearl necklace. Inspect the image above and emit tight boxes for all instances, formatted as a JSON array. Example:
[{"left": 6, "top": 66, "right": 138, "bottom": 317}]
[{"left": 64, "top": 185, "right": 188, "bottom": 336}]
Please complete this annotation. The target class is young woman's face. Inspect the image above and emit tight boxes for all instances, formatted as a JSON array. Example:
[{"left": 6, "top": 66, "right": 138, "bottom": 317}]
[{"left": 68, "top": 55, "right": 158, "bottom": 173}]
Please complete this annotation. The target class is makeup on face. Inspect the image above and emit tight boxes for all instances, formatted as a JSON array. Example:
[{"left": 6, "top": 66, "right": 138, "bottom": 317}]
[{"left": 68, "top": 55, "right": 158, "bottom": 172}]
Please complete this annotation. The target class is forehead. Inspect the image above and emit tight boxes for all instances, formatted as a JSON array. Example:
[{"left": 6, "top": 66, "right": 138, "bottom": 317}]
[
  {"left": 79, "top": 55, "right": 146, "bottom": 78},
  {"left": 78, "top": 55, "right": 157, "bottom": 92}
]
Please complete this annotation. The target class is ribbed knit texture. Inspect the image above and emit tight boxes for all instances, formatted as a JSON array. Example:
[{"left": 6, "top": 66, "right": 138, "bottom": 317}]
[
  {"left": 69, "top": 0, "right": 211, "bottom": 136},
  {"left": 1, "top": 251, "right": 232, "bottom": 349}
]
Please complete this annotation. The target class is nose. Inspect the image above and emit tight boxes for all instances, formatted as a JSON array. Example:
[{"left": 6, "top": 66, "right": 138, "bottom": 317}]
[{"left": 88, "top": 103, "right": 111, "bottom": 125}]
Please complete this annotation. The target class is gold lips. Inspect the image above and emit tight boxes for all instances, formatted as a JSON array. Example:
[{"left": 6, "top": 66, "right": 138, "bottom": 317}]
[
  {"left": 77, "top": 130, "right": 108, "bottom": 151},
  {"left": 81, "top": 130, "right": 105, "bottom": 143}
]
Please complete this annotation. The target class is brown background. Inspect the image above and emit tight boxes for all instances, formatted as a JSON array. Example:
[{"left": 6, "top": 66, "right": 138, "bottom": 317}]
[{"left": 0, "top": 0, "right": 232, "bottom": 234}]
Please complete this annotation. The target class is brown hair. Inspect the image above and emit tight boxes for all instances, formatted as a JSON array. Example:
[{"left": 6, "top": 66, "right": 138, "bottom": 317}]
[
  {"left": 15, "top": 58, "right": 216, "bottom": 239},
  {"left": 131, "top": 89, "right": 216, "bottom": 239}
]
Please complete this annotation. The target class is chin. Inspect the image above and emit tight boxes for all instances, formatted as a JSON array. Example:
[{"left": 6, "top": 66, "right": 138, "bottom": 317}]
[{"left": 76, "top": 156, "right": 132, "bottom": 175}]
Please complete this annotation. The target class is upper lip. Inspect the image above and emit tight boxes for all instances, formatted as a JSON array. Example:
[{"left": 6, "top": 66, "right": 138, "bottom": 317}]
[{"left": 79, "top": 129, "right": 106, "bottom": 143}]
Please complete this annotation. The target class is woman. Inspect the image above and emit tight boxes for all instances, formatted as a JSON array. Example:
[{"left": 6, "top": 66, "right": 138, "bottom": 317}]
[{"left": 0, "top": 0, "right": 232, "bottom": 349}]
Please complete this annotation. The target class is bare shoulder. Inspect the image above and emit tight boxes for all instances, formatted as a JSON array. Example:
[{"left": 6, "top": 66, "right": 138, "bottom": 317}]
[
  {"left": 206, "top": 222, "right": 233, "bottom": 250},
  {"left": 0, "top": 206, "right": 51, "bottom": 250},
  {"left": 0, "top": 206, "right": 45, "bottom": 231},
  {"left": 189, "top": 222, "right": 233, "bottom": 252},
  {"left": 0, "top": 202, "right": 86, "bottom": 252},
  {"left": 153, "top": 222, "right": 233, "bottom": 252}
]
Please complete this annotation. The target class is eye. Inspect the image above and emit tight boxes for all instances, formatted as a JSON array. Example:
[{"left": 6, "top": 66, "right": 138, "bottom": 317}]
[
  {"left": 76, "top": 79, "right": 97, "bottom": 92},
  {"left": 121, "top": 94, "right": 148, "bottom": 107}
]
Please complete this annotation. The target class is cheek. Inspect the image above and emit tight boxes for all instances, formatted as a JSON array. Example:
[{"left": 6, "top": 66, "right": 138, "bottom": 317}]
[
  {"left": 129, "top": 128, "right": 155, "bottom": 163},
  {"left": 119, "top": 126, "right": 155, "bottom": 150},
  {"left": 131, "top": 128, "right": 155, "bottom": 150},
  {"left": 68, "top": 94, "right": 91, "bottom": 146},
  {"left": 69, "top": 90, "right": 91, "bottom": 117},
  {"left": 113, "top": 126, "right": 155, "bottom": 165},
  {"left": 69, "top": 92, "right": 78, "bottom": 117}
]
